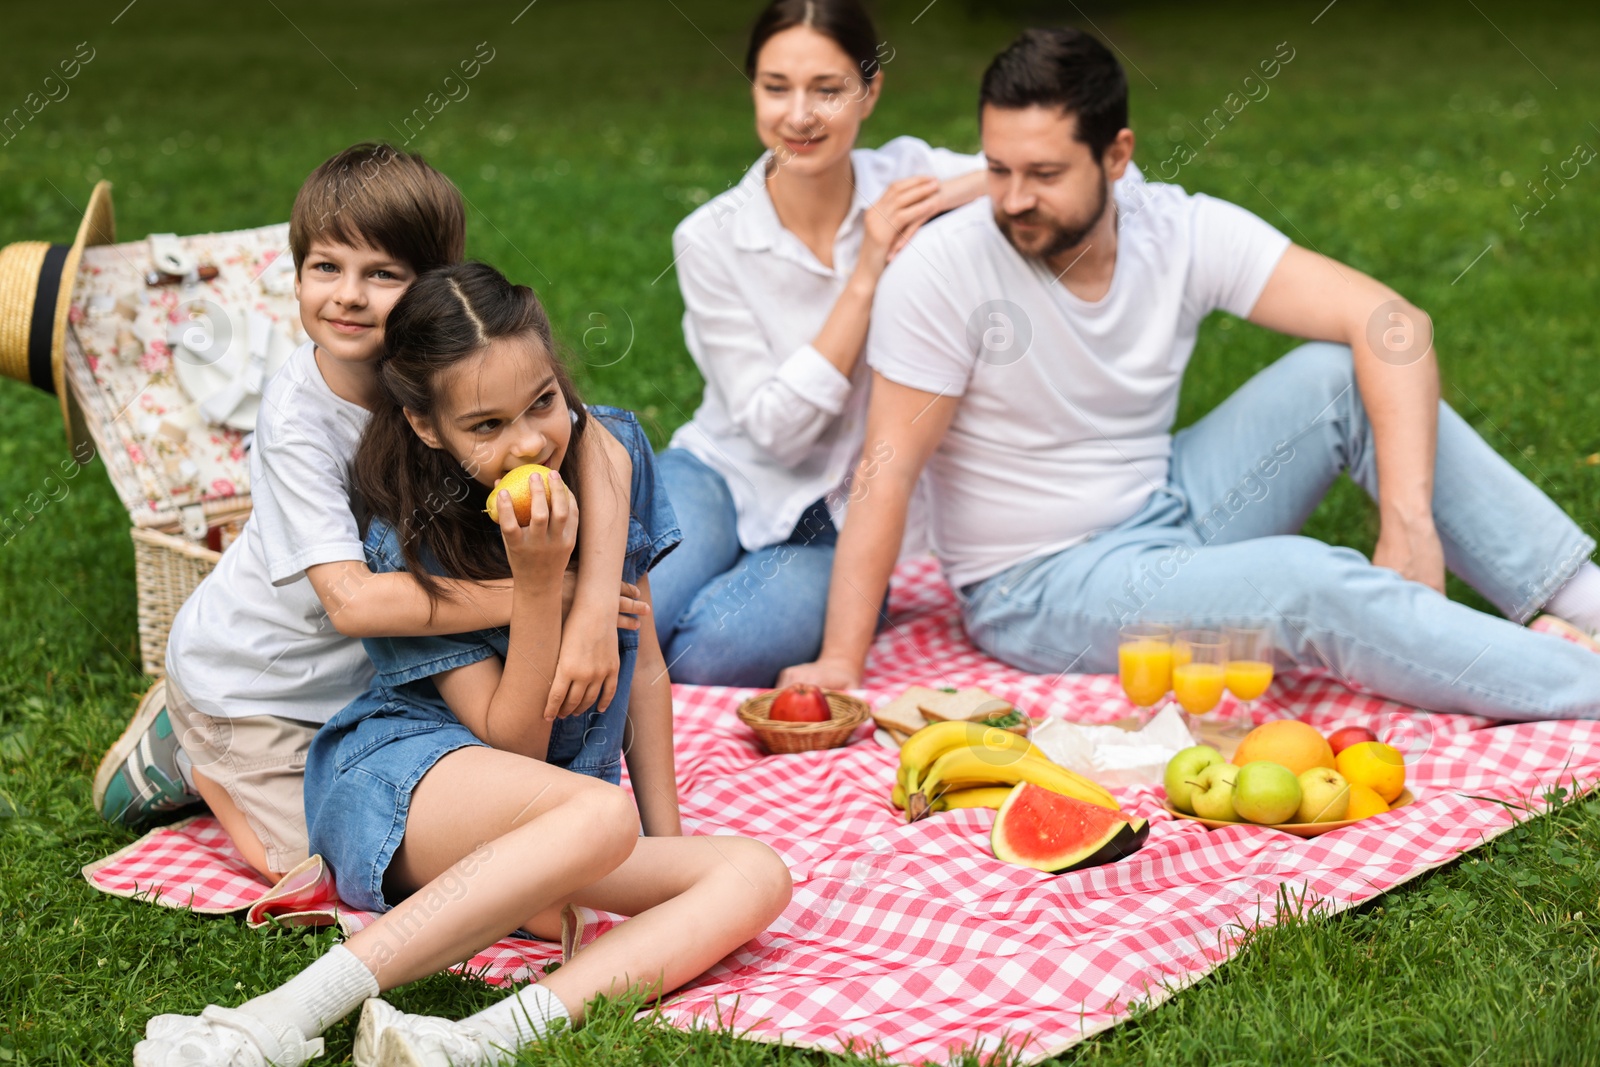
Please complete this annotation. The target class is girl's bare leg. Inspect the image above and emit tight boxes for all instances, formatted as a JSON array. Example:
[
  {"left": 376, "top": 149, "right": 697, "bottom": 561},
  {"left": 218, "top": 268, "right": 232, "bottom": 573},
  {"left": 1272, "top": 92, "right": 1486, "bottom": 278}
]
[
  {"left": 524, "top": 833, "right": 792, "bottom": 1024},
  {"left": 340, "top": 746, "right": 792, "bottom": 1025},
  {"left": 342, "top": 747, "right": 641, "bottom": 989}
]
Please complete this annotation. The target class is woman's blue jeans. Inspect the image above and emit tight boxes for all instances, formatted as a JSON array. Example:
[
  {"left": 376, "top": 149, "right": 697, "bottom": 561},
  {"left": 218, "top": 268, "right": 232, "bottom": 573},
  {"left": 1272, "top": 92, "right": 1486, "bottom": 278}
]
[{"left": 651, "top": 448, "right": 839, "bottom": 687}]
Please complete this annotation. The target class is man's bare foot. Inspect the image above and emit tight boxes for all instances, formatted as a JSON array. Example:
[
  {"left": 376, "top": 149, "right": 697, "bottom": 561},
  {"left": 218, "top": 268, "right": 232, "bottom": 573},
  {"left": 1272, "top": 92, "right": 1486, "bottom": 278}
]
[{"left": 1530, "top": 614, "right": 1600, "bottom": 654}]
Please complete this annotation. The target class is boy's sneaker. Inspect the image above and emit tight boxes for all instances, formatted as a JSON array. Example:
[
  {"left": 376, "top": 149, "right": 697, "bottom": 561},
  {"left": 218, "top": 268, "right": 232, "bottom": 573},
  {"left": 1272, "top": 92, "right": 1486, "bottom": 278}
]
[
  {"left": 1530, "top": 614, "right": 1600, "bottom": 655},
  {"left": 354, "top": 999, "right": 506, "bottom": 1067},
  {"left": 133, "top": 1005, "right": 323, "bottom": 1067},
  {"left": 93, "top": 679, "right": 203, "bottom": 827}
]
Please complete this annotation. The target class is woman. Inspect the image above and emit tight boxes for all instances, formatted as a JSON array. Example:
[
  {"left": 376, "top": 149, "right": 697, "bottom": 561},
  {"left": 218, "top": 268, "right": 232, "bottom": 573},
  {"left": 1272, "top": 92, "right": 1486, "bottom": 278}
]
[{"left": 653, "top": 0, "right": 986, "bottom": 686}]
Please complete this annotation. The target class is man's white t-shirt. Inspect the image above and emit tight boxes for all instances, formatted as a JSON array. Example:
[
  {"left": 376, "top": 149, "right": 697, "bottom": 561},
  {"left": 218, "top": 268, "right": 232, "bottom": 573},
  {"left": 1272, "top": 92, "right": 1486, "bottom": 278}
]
[
  {"left": 866, "top": 170, "right": 1291, "bottom": 591},
  {"left": 165, "top": 341, "right": 374, "bottom": 723}
]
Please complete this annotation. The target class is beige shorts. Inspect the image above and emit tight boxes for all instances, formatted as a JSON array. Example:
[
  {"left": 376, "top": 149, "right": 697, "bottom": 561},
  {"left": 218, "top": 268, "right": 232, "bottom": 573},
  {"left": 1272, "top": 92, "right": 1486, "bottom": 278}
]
[{"left": 164, "top": 673, "right": 317, "bottom": 873}]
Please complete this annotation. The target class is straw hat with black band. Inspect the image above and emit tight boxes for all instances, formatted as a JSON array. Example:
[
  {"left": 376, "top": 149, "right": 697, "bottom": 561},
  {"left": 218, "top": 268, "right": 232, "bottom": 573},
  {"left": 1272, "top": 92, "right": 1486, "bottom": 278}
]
[{"left": 0, "top": 180, "right": 115, "bottom": 460}]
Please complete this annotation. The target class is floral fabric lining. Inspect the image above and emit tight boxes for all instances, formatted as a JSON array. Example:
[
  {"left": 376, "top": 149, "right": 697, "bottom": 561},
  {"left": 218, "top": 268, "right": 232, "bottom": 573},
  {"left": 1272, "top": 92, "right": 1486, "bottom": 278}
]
[{"left": 66, "top": 223, "right": 304, "bottom": 525}]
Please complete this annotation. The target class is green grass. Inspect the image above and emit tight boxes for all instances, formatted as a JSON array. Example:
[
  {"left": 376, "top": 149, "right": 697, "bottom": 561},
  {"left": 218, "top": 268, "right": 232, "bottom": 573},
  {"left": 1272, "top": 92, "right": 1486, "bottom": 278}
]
[{"left": 2, "top": 0, "right": 1598, "bottom": 1062}]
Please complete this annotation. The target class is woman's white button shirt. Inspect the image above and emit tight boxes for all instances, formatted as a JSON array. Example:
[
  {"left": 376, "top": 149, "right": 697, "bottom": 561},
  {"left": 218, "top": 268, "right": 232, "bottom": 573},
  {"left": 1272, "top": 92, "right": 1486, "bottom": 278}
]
[{"left": 668, "top": 135, "right": 983, "bottom": 552}]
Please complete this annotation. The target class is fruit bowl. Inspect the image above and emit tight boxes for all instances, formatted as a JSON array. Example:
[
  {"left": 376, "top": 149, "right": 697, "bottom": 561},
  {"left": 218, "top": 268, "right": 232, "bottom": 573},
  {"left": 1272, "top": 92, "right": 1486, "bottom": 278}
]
[
  {"left": 738, "top": 690, "right": 870, "bottom": 755},
  {"left": 1163, "top": 789, "right": 1415, "bottom": 838}
]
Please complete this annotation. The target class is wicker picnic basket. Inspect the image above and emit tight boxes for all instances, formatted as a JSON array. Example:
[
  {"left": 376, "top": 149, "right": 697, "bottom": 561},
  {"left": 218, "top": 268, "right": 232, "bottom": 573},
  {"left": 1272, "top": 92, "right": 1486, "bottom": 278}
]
[
  {"left": 128, "top": 514, "right": 245, "bottom": 675},
  {"left": 57, "top": 218, "right": 297, "bottom": 676},
  {"left": 736, "top": 690, "right": 870, "bottom": 754},
  {"left": 3, "top": 188, "right": 293, "bottom": 677}
]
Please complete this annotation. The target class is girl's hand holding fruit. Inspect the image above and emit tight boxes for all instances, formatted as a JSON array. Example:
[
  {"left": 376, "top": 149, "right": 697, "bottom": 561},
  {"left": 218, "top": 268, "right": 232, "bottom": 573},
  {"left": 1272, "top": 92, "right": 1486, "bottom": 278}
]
[{"left": 493, "top": 466, "right": 577, "bottom": 583}]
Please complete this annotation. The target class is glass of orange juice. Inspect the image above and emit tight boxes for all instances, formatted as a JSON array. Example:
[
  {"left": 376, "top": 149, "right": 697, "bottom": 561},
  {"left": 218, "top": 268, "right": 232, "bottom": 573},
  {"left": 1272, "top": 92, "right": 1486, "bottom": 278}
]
[
  {"left": 1223, "top": 622, "right": 1275, "bottom": 736},
  {"left": 1172, "top": 630, "right": 1227, "bottom": 731},
  {"left": 1118, "top": 623, "right": 1173, "bottom": 714}
]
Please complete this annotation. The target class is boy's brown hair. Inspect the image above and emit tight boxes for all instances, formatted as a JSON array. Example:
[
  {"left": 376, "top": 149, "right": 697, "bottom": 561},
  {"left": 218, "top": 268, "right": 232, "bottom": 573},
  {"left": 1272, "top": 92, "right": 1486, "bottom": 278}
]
[{"left": 288, "top": 142, "right": 465, "bottom": 275}]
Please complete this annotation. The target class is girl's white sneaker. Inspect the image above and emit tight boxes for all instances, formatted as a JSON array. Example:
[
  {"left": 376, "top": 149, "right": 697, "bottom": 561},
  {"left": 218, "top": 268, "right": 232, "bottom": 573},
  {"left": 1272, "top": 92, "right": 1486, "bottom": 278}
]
[
  {"left": 133, "top": 1005, "right": 323, "bottom": 1067},
  {"left": 354, "top": 999, "right": 505, "bottom": 1067}
]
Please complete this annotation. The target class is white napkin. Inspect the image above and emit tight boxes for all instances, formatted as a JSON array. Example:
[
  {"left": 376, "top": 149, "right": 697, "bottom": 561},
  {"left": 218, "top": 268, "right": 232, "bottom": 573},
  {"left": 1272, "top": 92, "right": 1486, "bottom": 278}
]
[
  {"left": 197, "top": 312, "right": 271, "bottom": 426},
  {"left": 1029, "top": 706, "right": 1198, "bottom": 788},
  {"left": 148, "top": 232, "right": 198, "bottom": 278}
]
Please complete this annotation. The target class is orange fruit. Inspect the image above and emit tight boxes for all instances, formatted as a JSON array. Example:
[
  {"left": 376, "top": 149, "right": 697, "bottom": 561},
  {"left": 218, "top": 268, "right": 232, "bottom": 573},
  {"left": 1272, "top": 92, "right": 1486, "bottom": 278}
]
[
  {"left": 1231, "top": 720, "right": 1335, "bottom": 776},
  {"left": 485, "top": 463, "right": 558, "bottom": 524},
  {"left": 1335, "top": 742, "right": 1405, "bottom": 804},
  {"left": 1345, "top": 783, "right": 1389, "bottom": 820}
]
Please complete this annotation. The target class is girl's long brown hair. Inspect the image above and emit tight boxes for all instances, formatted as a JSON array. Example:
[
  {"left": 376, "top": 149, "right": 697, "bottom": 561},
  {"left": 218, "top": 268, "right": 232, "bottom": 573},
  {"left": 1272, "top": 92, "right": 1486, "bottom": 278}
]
[{"left": 353, "top": 261, "right": 588, "bottom": 607}]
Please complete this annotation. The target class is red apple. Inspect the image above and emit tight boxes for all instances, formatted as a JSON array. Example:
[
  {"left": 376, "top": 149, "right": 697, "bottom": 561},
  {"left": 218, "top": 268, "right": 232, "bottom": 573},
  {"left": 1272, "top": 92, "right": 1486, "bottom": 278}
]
[
  {"left": 769, "top": 684, "right": 831, "bottom": 723},
  {"left": 1327, "top": 726, "right": 1379, "bottom": 756}
]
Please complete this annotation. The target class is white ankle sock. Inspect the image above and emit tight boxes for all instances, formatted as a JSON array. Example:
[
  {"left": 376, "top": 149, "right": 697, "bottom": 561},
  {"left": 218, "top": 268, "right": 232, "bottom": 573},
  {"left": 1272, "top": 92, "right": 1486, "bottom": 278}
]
[
  {"left": 238, "top": 943, "right": 379, "bottom": 1040},
  {"left": 465, "top": 982, "right": 570, "bottom": 1048},
  {"left": 1544, "top": 561, "right": 1600, "bottom": 633}
]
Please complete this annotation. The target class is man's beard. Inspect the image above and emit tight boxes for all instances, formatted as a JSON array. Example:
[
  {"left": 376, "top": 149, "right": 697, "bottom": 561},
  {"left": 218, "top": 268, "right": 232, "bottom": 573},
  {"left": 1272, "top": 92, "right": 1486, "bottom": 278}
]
[{"left": 995, "top": 173, "right": 1110, "bottom": 263}]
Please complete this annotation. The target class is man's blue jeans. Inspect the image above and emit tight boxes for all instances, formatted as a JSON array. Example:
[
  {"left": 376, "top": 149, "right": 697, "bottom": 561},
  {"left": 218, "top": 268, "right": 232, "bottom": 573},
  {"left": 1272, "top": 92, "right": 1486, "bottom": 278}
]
[
  {"left": 960, "top": 343, "right": 1600, "bottom": 719},
  {"left": 650, "top": 448, "right": 837, "bottom": 687}
]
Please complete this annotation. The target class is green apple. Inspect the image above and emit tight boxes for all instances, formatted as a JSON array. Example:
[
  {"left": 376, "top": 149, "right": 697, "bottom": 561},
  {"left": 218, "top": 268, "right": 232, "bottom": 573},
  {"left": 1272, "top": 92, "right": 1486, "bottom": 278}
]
[
  {"left": 1189, "top": 762, "right": 1241, "bottom": 821},
  {"left": 1164, "top": 744, "right": 1225, "bottom": 814},
  {"left": 1233, "top": 761, "right": 1302, "bottom": 825},
  {"left": 1295, "top": 767, "right": 1351, "bottom": 822}
]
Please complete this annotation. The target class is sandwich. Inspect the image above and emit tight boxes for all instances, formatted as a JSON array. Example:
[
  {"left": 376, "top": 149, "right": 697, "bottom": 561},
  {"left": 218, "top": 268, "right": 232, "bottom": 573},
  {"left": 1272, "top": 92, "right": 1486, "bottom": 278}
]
[
  {"left": 871, "top": 685, "right": 1029, "bottom": 746},
  {"left": 870, "top": 686, "right": 949, "bottom": 744}
]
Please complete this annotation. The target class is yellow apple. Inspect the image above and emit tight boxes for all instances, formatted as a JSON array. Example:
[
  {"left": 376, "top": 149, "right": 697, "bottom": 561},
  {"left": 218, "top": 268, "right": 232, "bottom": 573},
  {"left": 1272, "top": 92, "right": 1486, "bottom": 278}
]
[{"left": 485, "top": 463, "right": 561, "bottom": 525}]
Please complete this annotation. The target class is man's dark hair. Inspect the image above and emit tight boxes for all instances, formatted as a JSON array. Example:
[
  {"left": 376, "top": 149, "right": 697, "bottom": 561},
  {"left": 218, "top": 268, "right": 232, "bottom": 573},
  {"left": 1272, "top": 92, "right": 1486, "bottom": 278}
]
[{"left": 979, "top": 28, "right": 1129, "bottom": 160}]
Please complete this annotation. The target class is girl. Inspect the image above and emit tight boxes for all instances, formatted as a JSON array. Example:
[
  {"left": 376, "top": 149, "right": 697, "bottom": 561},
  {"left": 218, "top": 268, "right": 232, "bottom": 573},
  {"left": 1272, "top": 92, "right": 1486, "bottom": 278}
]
[
  {"left": 650, "top": 0, "right": 988, "bottom": 686},
  {"left": 135, "top": 262, "right": 792, "bottom": 1067}
]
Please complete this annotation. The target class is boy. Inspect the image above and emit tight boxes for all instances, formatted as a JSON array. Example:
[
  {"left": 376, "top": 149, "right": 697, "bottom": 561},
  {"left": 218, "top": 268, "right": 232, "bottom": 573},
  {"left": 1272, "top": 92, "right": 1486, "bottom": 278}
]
[{"left": 94, "top": 143, "right": 639, "bottom": 880}]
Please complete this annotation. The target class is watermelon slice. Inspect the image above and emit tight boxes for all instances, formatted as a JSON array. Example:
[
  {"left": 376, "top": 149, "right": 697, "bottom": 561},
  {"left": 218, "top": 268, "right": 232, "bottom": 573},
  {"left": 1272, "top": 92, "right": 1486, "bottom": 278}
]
[{"left": 991, "top": 782, "right": 1149, "bottom": 874}]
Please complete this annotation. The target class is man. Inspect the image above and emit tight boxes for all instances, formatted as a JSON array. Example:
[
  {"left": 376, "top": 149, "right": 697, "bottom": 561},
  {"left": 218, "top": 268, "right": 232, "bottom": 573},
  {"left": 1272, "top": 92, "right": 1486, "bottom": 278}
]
[{"left": 780, "top": 28, "right": 1600, "bottom": 717}]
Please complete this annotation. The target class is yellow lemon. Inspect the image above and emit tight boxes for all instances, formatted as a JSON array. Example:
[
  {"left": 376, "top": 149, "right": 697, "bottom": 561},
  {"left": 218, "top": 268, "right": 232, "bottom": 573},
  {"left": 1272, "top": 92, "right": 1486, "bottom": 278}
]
[
  {"left": 1335, "top": 742, "right": 1405, "bottom": 804},
  {"left": 1345, "top": 783, "right": 1390, "bottom": 820}
]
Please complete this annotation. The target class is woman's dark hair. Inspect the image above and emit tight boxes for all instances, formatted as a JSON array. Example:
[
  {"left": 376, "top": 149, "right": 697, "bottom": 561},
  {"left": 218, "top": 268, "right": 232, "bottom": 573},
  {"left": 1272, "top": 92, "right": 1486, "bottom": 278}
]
[
  {"left": 745, "top": 0, "right": 882, "bottom": 83},
  {"left": 353, "top": 261, "right": 589, "bottom": 606},
  {"left": 979, "top": 28, "right": 1128, "bottom": 161}
]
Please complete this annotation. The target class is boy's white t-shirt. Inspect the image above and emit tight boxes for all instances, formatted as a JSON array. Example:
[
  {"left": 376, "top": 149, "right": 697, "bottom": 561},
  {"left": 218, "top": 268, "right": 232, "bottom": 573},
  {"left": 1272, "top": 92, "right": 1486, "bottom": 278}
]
[
  {"left": 165, "top": 341, "right": 373, "bottom": 723},
  {"left": 866, "top": 171, "right": 1292, "bottom": 591}
]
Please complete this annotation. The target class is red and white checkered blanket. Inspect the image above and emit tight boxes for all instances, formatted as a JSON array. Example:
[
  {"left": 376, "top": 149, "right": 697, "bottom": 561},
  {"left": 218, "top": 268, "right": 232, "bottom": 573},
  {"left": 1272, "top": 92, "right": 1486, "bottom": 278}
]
[{"left": 84, "top": 558, "right": 1600, "bottom": 1064}]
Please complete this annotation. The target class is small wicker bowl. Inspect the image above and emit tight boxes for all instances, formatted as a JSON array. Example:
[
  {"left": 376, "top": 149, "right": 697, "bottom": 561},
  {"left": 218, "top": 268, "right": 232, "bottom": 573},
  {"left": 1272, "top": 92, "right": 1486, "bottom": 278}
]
[{"left": 737, "top": 690, "right": 870, "bottom": 754}]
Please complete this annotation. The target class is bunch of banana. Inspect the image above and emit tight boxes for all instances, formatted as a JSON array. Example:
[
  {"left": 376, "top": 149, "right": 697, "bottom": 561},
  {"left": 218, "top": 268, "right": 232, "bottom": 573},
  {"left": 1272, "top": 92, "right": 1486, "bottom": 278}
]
[
  {"left": 890, "top": 783, "right": 1012, "bottom": 814},
  {"left": 890, "top": 719, "right": 1118, "bottom": 822},
  {"left": 906, "top": 746, "right": 1119, "bottom": 821},
  {"left": 897, "top": 719, "right": 1040, "bottom": 793},
  {"left": 928, "top": 786, "right": 1015, "bottom": 813}
]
